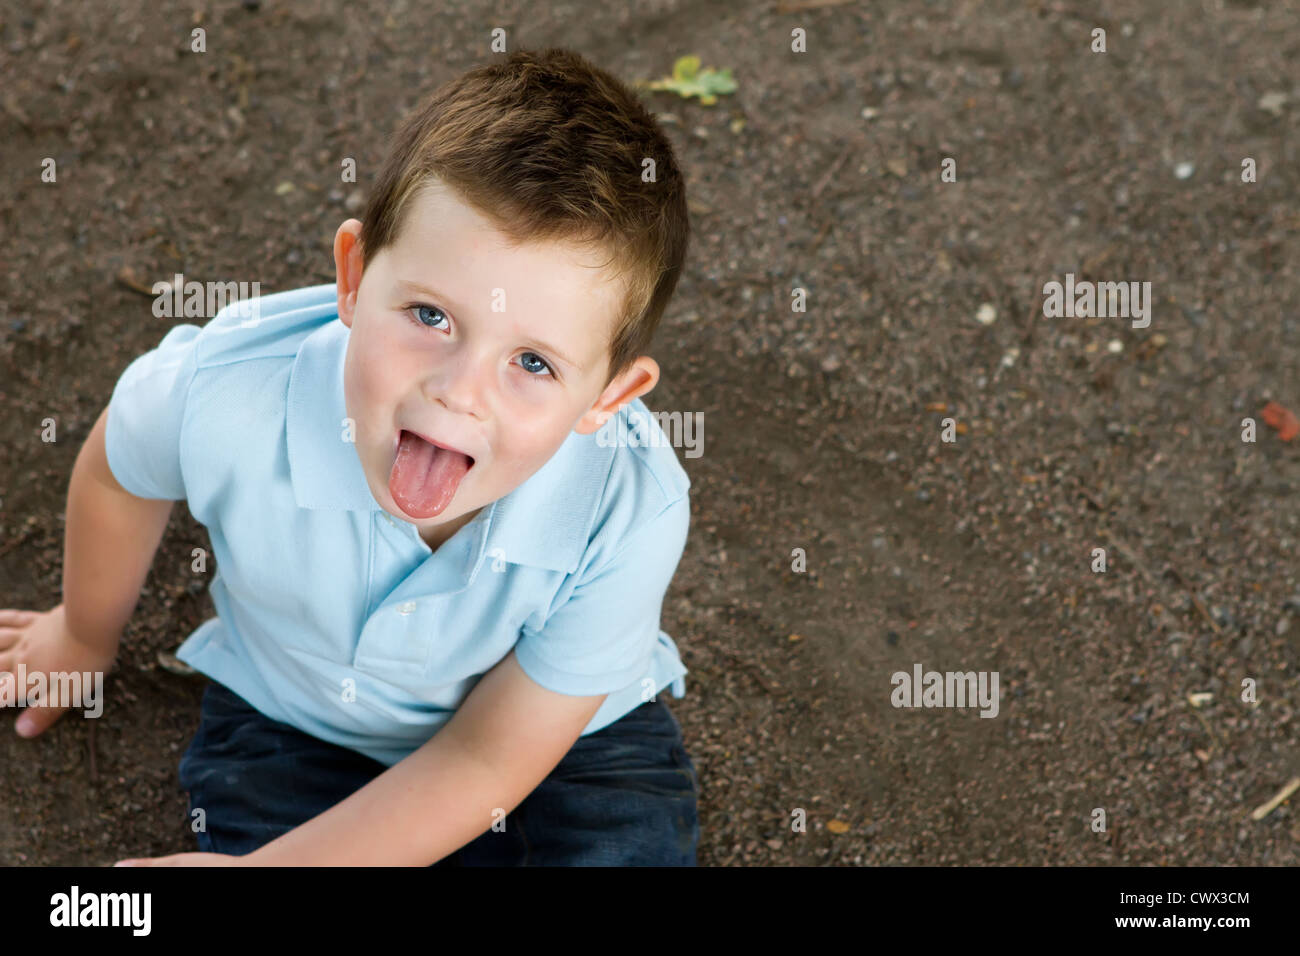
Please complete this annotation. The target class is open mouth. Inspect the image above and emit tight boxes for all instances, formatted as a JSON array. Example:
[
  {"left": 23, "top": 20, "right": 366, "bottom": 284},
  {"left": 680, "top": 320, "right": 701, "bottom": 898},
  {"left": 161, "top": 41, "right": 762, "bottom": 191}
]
[{"left": 388, "top": 428, "right": 475, "bottom": 519}]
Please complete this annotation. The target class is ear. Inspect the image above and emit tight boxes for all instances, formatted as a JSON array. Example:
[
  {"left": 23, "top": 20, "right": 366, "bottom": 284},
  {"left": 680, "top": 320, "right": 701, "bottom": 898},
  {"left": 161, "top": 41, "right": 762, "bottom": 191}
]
[
  {"left": 333, "top": 219, "right": 365, "bottom": 329},
  {"left": 574, "top": 357, "right": 660, "bottom": 435}
]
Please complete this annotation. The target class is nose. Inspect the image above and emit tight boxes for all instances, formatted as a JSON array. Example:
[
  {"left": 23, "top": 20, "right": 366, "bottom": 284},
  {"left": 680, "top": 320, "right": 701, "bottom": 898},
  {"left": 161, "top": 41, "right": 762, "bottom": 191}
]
[{"left": 422, "top": 347, "right": 486, "bottom": 419}]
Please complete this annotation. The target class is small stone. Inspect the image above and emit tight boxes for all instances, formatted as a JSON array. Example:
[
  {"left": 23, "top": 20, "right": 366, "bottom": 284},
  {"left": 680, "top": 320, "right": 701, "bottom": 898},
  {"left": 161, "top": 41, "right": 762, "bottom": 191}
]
[
  {"left": 1258, "top": 91, "right": 1288, "bottom": 116},
  {"left": 345, "top": 189, "right": 365, "bottom": 213},
  {"left": 1277, "top": 617, "right": 1291, "bottom": 636},
  {"left": 1107, "top": 339, "right": 1123, "bottom": 353},
  {"left": 1174, "top": 162, "right": 1195, "bottom": 180},
  {"left": 861, "top": 107, "right": 879, "bottom": 120},
  {"left": 975, "top": 303, "right": 997, "bottom": 325}
]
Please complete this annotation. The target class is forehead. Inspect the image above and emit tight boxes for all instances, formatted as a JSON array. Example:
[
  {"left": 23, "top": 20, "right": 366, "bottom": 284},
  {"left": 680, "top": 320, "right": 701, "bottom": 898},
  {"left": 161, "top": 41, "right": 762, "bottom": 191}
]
[{"left": 394, "top": 184, "right": 621, "bottom": 301}]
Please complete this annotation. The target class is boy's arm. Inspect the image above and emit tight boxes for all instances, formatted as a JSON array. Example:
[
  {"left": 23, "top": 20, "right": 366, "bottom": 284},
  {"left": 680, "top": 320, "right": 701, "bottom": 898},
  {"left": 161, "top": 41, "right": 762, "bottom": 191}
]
[
  {"left": 244, "top": 649, "right": 607, "bottom": 866},
  {"left": 65, "top": 405, "right": 176, "bottom": 653}
]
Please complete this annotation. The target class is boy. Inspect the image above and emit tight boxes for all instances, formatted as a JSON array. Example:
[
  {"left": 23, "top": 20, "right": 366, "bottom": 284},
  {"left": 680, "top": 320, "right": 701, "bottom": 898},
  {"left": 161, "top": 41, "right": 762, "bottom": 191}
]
[{"left": 2, "top": 48, "right": 699, "bottom": 866}]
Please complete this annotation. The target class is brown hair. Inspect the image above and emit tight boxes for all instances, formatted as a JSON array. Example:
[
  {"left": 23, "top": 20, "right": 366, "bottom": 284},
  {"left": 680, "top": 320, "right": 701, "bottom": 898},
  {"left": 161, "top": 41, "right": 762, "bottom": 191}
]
[{"left": 358, "top": 47, "right": 690, "bottom": 386}]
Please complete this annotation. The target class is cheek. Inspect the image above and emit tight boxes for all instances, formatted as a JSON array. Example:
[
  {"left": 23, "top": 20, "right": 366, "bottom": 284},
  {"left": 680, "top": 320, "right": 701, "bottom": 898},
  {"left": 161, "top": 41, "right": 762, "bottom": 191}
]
[
  {"left": 350, "top": 337, "right": 406, "bottom": 406},
  {"left": 496, "top": 411, "right": 579, "bottom": 466}
]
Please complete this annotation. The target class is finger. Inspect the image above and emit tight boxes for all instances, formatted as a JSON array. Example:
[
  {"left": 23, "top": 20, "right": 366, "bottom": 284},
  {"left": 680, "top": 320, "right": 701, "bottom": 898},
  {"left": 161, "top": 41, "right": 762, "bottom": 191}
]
[
  {"left": 0, "top": 628, "right": 23, "bottom": 649},
  {"left": 0, "top": 610, "right": 39, "bottom": 625},
  {"left": 15, "top": 703, "right": 70, "bottom": 739}
]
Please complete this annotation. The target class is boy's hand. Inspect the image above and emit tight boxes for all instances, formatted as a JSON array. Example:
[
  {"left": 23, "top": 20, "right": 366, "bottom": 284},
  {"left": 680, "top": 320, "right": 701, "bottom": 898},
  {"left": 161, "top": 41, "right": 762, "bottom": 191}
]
[{"left": 0, "top": 605, "right": 118, "bottom": 738}]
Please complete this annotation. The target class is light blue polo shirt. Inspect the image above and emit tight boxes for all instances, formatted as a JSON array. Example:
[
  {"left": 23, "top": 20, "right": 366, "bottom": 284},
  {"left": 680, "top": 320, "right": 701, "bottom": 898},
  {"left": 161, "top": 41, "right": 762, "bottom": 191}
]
[{"left": 105, "top": 283, "right": 690, "bottom": 767}]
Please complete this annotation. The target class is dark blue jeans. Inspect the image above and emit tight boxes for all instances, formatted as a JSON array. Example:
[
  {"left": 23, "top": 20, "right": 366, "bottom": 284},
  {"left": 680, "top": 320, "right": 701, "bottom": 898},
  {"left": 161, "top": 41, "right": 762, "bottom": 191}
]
[{"left": 177, "top": 680, "right": 700, "bottom": 865}]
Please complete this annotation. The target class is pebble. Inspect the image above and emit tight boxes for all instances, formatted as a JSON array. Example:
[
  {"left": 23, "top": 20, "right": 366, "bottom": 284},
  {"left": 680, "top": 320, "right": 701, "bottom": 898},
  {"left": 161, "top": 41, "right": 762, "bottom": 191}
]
[
  {"left": 1257, "top": 91, "right": 1287, "bottom": 116},
  {"left": 975, "top": 303, "right": 997, "bottom": 325},
  {"left": 1174, "top": 161, "right": 1195, "bottom": 180}
]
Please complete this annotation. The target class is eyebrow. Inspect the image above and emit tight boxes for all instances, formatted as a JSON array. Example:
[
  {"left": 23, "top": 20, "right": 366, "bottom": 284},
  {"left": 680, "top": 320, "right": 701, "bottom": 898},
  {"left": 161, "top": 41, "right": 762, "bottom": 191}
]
[{"left": 396, "top": 278, "right": 582, "bottom": 371}]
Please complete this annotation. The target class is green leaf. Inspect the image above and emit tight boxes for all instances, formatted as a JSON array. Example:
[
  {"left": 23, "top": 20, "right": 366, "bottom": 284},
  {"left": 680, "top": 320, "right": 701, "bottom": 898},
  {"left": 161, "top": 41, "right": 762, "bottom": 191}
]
[{"left": 645, "top": 55, "right": 737, "bottom": 105}]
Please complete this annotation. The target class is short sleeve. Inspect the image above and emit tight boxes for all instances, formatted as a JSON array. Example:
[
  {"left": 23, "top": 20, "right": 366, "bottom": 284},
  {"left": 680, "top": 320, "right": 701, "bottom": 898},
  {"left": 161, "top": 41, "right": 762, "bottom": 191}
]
[
  {"left": 513, "top": 494, "right": 690, "bottom": 696},
  {"left": 104, "top": 323, "right": 202, "bottom": 500}
]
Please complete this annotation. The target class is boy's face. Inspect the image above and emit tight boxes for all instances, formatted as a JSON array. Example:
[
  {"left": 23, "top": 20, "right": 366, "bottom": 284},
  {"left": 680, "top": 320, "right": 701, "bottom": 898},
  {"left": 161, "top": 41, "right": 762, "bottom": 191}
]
[{"left": 333, "top": 180, "right": 658, "bottom": 548}]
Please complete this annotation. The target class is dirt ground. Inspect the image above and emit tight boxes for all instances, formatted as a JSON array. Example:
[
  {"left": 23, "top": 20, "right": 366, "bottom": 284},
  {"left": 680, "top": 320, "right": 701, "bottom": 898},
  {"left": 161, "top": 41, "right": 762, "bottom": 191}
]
[{"left": 1, "top": 0, "right": 1297, "bottom": 866}]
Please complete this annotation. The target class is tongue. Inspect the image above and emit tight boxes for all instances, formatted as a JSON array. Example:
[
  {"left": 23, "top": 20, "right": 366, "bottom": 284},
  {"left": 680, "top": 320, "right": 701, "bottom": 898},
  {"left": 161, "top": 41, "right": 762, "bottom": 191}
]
[{"left": 389, "top": 430, "right": 472, "bottom": 520}]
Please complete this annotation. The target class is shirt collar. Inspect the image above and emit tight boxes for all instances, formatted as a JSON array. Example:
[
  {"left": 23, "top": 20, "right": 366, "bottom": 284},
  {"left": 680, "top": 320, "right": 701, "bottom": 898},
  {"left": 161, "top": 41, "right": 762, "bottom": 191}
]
[{"left": 285, "top": 317, "right": 608, "bottom": 574}]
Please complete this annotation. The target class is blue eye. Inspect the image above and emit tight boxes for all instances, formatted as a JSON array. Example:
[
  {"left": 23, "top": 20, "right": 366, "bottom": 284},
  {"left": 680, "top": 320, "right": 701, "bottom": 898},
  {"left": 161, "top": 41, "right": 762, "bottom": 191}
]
[
  {"left": 409, "top": 304, "right": 449, "bottom": 330},
  {"left": 519, "top": 352, "right": 553, "bottom": 377}
]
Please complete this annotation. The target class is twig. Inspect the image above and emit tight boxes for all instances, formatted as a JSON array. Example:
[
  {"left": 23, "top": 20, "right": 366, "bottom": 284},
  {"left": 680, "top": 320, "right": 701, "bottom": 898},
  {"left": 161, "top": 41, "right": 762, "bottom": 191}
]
[
  {"left": 1250, "top": 776, "right": 1300, "bottom": 821},
  {"left": 1183, "top": 699, "right": 1221, "bottom": 753},
  {"left": 1100, "top": 528, "right": 1159, "bottom": 590},
  {"left": 1166, "top": 566, "right": 1222, "bottom": 634},
  {"left": 811, "top": 141, "right": 857, "bottom": 201},
  {"left": 0, "top": 528, "right": 35, "bottom": 558},
  {"left": 809, "top": 217, "right": 835, "bottom": 253}
]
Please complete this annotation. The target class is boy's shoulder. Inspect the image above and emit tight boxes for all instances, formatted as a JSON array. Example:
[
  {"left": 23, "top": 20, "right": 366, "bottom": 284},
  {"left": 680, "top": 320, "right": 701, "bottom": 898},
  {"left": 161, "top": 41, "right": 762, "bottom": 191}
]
[
  {"left": 189, "top": 282, "right": 339, "bottom": 371},
  {"left": 493, "top": 396, "right": 692, "bottom": 577}
]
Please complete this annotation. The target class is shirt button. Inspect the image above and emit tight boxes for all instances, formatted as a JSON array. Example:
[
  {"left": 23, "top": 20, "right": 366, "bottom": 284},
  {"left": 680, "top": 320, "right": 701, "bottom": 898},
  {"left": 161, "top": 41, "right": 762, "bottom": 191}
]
[{"left": 396, "top": 601, "right": 417, "bottom": 615}]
